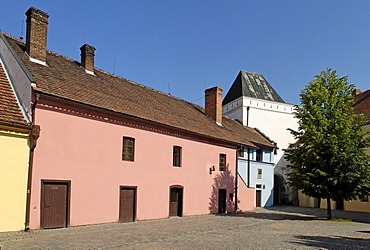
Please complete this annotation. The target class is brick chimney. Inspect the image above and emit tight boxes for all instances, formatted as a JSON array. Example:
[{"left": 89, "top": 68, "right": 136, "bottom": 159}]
[
  {"left": 80, "top": 44, "right": 96, "bottom": 74},
  {"left": 205, "top": 86, "right": 223, "bottom": 125},
  {"left": 352, "top": 89, "right": 362, "bottom": 97},
  {"left": 26, "top": 7, "right": 49, "bottom": 63}
]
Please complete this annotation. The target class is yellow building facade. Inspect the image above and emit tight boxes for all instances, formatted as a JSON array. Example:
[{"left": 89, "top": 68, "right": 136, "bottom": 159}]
[
  {"left": 299, "top": 95, "right": 370, "bottom": 214},
  {"left": 0, "top": 127, "right": 30, "bottom": 232},
  {"left": 0, "top": 59, "right": 31, "bottom": 232},
  {"left": 299, "top": 192, "right": 370, "bottom": 213}
]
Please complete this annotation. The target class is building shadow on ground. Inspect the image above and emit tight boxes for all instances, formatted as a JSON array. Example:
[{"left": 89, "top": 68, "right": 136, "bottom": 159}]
[
  {"left": 224, "top": 211, "right": 318, "bottom": 221},
  {"left": 290, "top": 235, "right": 370, "bottom": 249},
  {"left": 222, "top": 205, "right": 370, "bottom": 223},
  {"left": 265, "top": 205, "right": 370, "bottom": 224},
  {"left": 357, "top": 231, "right": 370, "bottom": 234}
]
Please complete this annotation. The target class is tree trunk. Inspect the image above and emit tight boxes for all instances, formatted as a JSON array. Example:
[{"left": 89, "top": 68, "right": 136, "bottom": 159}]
[{"left": 326, "top": 197, "right": 332, "bottom": 220}]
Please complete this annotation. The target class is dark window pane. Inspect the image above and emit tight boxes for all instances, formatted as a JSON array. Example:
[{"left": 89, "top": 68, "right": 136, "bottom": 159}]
[
  {"left": 173, "top": 146, "right": 181, "bottom": 167},
  {"left": 237, "top": 146, "right": 243, "bottom": 157},
  {"left": 256, "top": 149, "right": 262, "bottom": 162},
  {"left": 122, "top": 137, "right": 135, "bottom": 161},
  {"left": 257, "top": 168, "right": 262, "bottom": 179},
  {"left": 219, "top": 154, "right": 226, "bottom": 171}
]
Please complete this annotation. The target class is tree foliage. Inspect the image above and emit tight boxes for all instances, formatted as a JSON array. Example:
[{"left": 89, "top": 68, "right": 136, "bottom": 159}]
[{"left": 285, "top": 69, "right": 370, "bottom": 219}]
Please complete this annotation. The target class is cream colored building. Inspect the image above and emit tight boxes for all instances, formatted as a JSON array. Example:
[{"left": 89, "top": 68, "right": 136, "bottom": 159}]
[
  {"left": 299, "top": 90, "right": 370, "bottom": 213},
  {"left": 0, "top": 58, "right": 31, "bottom": 232}
]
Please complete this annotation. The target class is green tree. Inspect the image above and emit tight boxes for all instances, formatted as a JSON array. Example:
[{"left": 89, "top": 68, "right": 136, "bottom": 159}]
[{"left": 286, "top": 69, "right": 370, "bottom": 219}]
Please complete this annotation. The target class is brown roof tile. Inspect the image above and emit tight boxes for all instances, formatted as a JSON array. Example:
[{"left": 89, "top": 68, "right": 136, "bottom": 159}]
[
  {"left": 0, "top": 61, "right": 29, "bottom": 127},
  {"left": 5, "top": 35, "right": 274, "bottom": 148},
  {"left": 354, "top": 89, "right": 370, "bottom": 123}
]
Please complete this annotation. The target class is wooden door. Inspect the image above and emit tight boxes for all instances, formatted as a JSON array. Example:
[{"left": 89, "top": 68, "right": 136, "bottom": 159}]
[
  {"left": 119, "top": 187, "right": 136, "bottom": 223},
  {"left": 169, "top": 187, "right": 183, "bottom": 217},
  {"left": 218, "top": 189, "right": 227, "bottom": 213},
  {"left": 42, "top": 182, "right": 69, "bottom": 229},
  {"left": 256, "top": 190, "right": 262, "bottom": 207}
]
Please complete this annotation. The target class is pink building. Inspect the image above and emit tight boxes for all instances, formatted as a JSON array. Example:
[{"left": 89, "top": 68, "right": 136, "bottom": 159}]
[{"left": 1, "top": 7, "right": 275, "bottom": 230}]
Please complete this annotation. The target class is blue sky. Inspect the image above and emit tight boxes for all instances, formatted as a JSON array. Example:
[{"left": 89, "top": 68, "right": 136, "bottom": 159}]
[{"left": 1, "top": 1, "right": 370, "bottom": 105}]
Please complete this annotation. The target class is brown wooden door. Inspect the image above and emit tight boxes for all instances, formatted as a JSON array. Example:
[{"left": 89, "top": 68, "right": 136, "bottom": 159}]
[
  {"left": 42, "top": 182, "right": 68, "bottom": 229},
  {"left": 256, "top": 190, "right": 262, "bottom": 207},
  {"left": 169, "top": 187, "right": 183, "bottom": 217},
  {"left": 218, "top": 189, "right": 227, "bottom": 213},
  {"left": 119, "top": 188, "right": 136, "bottom": 223}
]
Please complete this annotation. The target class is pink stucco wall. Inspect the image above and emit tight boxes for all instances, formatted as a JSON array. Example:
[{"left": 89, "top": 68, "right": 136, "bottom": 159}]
[
  {"left": 237, "top": 175, "right": 255, "bottom": 211},
  {"left": 29, "top": 98, "right": 253, "bottom": 229}
]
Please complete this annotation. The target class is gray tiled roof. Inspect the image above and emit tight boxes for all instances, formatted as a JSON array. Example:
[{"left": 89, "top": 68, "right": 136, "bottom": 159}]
[{"left": 223, "top": 70, "right": 285, "bottom": 105}]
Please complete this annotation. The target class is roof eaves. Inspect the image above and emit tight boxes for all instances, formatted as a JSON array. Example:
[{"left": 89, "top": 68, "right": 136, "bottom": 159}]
[
  {"left": 35, "top": 90, "right": 243, "bottom": 148},
  {"left": 253, "top": 127, "right": 278, "bottom": 149},
  {"left": 0, "top": 120, "right": 31, "bottom": 132}
]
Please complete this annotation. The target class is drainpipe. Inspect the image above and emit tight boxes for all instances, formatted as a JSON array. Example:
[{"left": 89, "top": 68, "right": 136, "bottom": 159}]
[
  {"left": 25, "top": 94, "right": 39, "bottom": 231},
  {"left": 234, "top": 148, "right": 239, "bottom": 212},
  {"left": 246, "top": 106, "right": 250, "bottom": 127},
  {"left": 247, "top": 147, "right": 251, "bottom": 187}
]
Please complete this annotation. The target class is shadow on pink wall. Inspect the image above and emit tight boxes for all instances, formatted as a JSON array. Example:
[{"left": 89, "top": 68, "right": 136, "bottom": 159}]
[{"left": 208, "top": 165, "right": 239, "bottom": 214}]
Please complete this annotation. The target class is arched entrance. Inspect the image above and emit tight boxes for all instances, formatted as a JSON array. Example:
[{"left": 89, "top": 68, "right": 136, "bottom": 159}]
[
  {"left": 169, "top": 185, "right": 183, "bottom": 217},
  {"left": 274, "top": 174, "right": 287, "bottom": 205}
]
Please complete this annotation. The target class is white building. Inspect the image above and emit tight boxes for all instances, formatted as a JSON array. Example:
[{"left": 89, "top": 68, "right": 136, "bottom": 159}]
[
  {"left": 223, "top": 70, "right": 299, "bottom": 205},
  {"left": 237, "top": 145, "right": 275, "bottom": 207}
]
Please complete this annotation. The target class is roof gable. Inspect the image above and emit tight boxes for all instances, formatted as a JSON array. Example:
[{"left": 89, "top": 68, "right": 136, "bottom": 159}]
[
  {"left": 0, "top": 60, "right": 29, "bottom": 128},
  {"left": 223, "top": 70, "right": 285, "bottom": 105}
]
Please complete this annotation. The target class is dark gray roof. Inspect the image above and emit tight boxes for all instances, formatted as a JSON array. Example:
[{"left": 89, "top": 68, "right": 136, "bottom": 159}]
[{"left": 223, "top": 70, "right": 285, "bottom": 105}]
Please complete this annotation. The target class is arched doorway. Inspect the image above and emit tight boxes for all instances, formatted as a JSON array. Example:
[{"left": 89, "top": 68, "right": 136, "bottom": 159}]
[
  {"left": 274, "top": 174, "right": 286, "bottom": 205},
  {"left": 169, "top": 185, "right": 183, "bottom": 217}
]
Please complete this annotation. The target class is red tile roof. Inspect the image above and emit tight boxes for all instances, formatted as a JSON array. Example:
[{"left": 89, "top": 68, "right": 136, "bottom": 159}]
[
  {"left": 354, "top": 89, "right": 370, "bottom": 123},
  {"left": 4, "top": 34, "right": 274, "bottom": 148},
  {"left": 0, "top": 61, "right": 29, "bottom": 128}
]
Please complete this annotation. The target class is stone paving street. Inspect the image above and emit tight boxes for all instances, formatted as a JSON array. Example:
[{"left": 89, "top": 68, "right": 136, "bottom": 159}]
[{"left": 0, "top": 206, "right": 369, "bottom": 249}]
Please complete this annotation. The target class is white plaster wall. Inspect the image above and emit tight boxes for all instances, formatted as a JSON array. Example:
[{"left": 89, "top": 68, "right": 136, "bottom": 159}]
[
  {"left": 223, "top": 97, "right": 297, "bottom": 155},
  {"left": 224, "top": 96, "right": 299, "bottom": 204},
  {"left": 224, "top": 96, "right": 298, "bottom": 164},
  {"left": 223, "top": 105, "right": 243, "bottom": 122},
  {"left": 237, "top": 148, "right": 274, "bottom": 207},
  {"left": 250, "top": 161, "right": 274, "bottom": 207},
  {"left": 238, "top": 158, "right": 248, "bottom": 184}
]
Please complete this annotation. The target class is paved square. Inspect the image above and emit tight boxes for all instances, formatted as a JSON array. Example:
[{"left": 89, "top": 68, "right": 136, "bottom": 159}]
[{"left": 0, "top": 206, "right": 369, "bottom": 249}]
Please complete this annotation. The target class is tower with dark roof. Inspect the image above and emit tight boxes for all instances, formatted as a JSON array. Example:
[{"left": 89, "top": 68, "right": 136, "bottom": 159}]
[{"left": 223, "top": 70, "right": 299, "bottom": 205}]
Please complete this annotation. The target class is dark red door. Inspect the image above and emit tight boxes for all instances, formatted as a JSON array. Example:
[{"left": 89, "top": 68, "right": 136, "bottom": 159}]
[
  {"left": 218, "top": 189, "right": 227, "bottom": 213},
  {"left": 42, "top": 182, "right": 68, "bottom": 229},
  {"left": 256, "top": 190, "right": 262, "bottom": 207},
  {"left": 169, "top": 187, "right": 183, "bottom": 217},
  {"left": 119, "top": 188, "right": 136, "bottom": 223}
]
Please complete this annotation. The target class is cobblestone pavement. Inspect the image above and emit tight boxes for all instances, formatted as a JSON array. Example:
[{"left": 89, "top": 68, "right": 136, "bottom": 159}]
[{"left": 0, "top": 206, "right": 369, "bottom": 249}]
